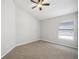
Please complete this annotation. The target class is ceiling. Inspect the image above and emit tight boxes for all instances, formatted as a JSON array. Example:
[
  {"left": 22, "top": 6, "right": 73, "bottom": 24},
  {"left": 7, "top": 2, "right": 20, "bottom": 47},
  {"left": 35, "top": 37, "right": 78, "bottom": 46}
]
[{"left": 13, "top": 0, "right": 78, "bottom": 20}]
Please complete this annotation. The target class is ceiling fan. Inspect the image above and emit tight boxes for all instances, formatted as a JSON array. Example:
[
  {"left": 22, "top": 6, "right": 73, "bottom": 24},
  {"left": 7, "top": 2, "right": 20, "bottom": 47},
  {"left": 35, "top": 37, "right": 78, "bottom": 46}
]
[{"left": 30, "top": 0, "right": 50, "bottom": 11}]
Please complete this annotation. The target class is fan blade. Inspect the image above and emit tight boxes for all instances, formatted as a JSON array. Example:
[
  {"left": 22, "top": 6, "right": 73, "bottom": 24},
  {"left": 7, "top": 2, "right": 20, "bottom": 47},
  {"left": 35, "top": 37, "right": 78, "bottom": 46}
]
[
  {"left": 42, "top": 3, "right": 50, "bottom": 6},
  {"left": 41, "top": 0, "right": 44, "bottom": 2},
  {"left": 31, "top": 0, "right": 38, "bottom": 4},
  {"left": 32, "top": 5, "right": 37, "bottom": 9},
  {"left": 39, "top": 7, "right": 42, "bottom": 10},
  {"left": 38, "top": 0, "right": 40, "bottom": 2},
  {"left": 38, "top": 0, "right": 44, "bottom": 2}
]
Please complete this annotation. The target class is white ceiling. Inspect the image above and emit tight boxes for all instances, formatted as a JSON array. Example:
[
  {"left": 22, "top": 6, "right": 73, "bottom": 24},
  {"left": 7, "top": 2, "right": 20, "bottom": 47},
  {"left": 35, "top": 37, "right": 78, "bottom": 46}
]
[{"left": 13, "top": 0, "right": 78, "bottom": 20}]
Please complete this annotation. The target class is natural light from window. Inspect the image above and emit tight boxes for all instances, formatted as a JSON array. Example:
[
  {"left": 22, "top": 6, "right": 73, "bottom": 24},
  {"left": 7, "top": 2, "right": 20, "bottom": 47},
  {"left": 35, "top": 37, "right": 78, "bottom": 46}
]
[{"left": 58, "top": 20, "right": 74, "bottom": 41}]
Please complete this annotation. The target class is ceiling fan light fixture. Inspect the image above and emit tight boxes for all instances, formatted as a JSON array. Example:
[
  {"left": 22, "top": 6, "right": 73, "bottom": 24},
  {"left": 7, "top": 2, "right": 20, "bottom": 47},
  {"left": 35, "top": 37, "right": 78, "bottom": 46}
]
[
  {"left": 37, "top": 4, "right": 42, "bottom": 7},
  {"left": 31, "top": 0, "right": 50, "bottom": 11}
]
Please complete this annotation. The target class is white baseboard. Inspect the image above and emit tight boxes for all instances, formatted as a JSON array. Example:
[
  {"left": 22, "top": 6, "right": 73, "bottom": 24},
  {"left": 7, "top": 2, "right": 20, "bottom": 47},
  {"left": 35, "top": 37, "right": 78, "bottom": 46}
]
[
  {"left": 41, "top": 39, "right": 78, "bottom": 49},
  {"left": 1, "top": 46, "right": 15, "bottom": 58},
  {"left": 16, "top": 39, "right": 40, "bottom": 47},
  {"left": 2, "top": 38, "right": 40, "bottom": 58}
]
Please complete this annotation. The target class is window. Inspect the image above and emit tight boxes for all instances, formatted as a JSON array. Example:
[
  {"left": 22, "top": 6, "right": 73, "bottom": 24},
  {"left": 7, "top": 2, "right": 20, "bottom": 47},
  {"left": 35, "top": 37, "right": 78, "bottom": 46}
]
[{"left": 58, "top": 20, "right": 74, "bottom": 40}]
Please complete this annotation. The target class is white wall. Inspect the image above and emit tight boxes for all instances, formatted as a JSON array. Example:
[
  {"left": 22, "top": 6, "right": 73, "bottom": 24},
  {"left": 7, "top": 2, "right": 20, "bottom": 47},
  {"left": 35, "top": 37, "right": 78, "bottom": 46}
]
[
  {"left": 1, "top": 0, "right": 16, "bottom": 57},
  {"left": 1, "top": 0, "right": 40, "bottom": 57},
  {"left": 1, "top": 0, "right": 77, "bottom": 57},
  {"left": 40, "top": 12, "right": 78, "bottom": 48},
  {"left": 16, "top": 8, "right": 40, "bottom": 46}
]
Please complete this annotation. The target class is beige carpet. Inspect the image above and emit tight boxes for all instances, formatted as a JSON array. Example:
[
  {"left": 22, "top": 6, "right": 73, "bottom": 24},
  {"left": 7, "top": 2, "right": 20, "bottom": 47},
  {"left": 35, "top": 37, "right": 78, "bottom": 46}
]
[{"left": 2, "top": 40, "right": 78, "bottom": 59}]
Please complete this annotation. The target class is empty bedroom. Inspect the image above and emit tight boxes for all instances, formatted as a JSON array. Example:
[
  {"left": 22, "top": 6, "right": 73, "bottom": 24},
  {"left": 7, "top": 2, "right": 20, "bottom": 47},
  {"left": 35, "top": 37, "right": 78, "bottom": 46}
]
[{"left": 1, "top": 0, "right": 78, "bottom": 59}]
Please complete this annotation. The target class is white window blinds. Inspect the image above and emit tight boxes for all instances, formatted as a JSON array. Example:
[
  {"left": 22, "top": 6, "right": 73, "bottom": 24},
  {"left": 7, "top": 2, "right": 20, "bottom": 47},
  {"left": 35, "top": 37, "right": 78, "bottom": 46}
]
[{"left": 58, "top": 21, "right": 74, "bottom": 40}]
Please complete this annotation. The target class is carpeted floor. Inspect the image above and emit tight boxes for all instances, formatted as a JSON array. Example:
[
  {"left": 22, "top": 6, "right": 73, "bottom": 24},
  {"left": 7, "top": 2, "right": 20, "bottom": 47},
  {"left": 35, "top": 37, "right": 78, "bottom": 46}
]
[{"left": 2, "top": 40, "right": 78, "bottom": 59}]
